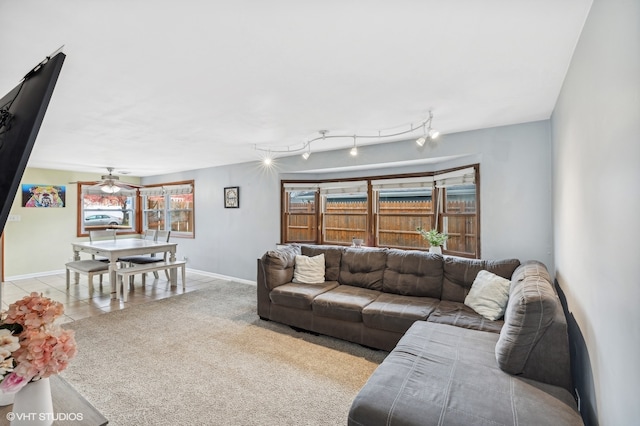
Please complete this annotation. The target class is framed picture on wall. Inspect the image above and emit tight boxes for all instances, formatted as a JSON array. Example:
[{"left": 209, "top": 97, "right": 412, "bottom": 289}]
[
  {"left": 22, "top": 184, "right": 66, "bottom": 207},
  {"left": 224, "top": 186, "right": 239, "bottom": 208}
]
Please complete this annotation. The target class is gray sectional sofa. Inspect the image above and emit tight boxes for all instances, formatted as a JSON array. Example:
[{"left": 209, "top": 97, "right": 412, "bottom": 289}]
[{"left": 256, "top": 244, "right": 583, "bottom": 425}]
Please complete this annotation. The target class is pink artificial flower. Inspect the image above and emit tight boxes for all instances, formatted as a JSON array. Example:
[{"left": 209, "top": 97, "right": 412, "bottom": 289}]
[
  {"left": 12, "top": 327, "right": 77, "bottom": 381},
  {"left": 0, "top": 372, "right": 28, "bottom": 393},
  {"left": 3, "top": 292, "right": 64, "bottom": 330},
  {"left": 1, "top": 293, "right": 77, "bottom": 384}
]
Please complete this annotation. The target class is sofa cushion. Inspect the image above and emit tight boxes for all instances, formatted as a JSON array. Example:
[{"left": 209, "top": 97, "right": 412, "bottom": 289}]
[
  {"left": 301, "top": 245, "right": 344, "bottom": 281},
  {"left": 427, "top": 300, "right": 504, "bottom": 333},
  {"left": 312, "top": 285, "right": 381, "bottom": 322},
  {"left": 495, "top": 261, "right": 558, "bottom": 377},
  {"left": 339, "top": 248, "right": 388, "bottom": 291},
  {"left": 348, "top": 321, "right": 582, "bottom": 426},
  {"left": 464, "top": 270, "right": 511, "bottom": 320},
  {"left": 293, "top": 254, "right": 325, "bottom": 284},
  {"left": 484, "top": 258, "right": 522, "bottom": 282},
  {"left": 269, "top": 281, "right": 340, "bottom": 310},
  {"left": 442, "top": 256, "right": 520, "bottom": 303},
  {"left": 260, "top": 245, "right": 301, "bottom": 290},
  {"left": 362, "top": 293, "right": 439, "bottom": 333},
  {"left": 382, "top": 249, "right": 443, "bottom": 298}
]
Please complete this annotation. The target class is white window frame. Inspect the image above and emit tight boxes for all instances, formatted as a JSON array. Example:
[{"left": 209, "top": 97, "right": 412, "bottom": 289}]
[{"left": 139, "top": 182, "right": 194, "bottom": 238}]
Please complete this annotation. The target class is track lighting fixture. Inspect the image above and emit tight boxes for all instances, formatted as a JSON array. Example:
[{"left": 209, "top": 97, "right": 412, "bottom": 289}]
[
  {"left": 302, "top": 130, "right": 326, "bottom": 160},
  {"left": 263, "top": 151, "right": 273, "bottom": 165},
  {"left": 416, "top": 111, "right": 439, "bottom": 147},
  {"left": 350, "top": 136, "right": 358, "bottom": 156},
  {"left": 255, "top": 111, "right": 440, "bottom": 161}
]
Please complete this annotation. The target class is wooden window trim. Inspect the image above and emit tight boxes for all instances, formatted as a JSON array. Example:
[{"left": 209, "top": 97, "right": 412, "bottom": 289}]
[{"left": 280, "top": 164, "right": 480, "bottom": 258}]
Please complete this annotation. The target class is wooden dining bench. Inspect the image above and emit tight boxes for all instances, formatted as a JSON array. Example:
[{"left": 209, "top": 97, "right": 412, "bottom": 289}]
[{"left": 116, "top": 259, "right": 187, "bottom": 301}]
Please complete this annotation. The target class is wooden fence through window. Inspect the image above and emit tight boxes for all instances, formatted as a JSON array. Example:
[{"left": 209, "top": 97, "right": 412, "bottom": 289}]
[{"left": 287, "top": 199, "right": 476, "bottom": 255}]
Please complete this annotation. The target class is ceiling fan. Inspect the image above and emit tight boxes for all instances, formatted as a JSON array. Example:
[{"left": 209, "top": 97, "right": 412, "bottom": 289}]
[{"left": 73, "top": 167, "right": 143, "bottom": 194}]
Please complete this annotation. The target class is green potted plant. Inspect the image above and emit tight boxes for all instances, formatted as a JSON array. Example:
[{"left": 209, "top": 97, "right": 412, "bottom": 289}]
[{"left": 416, "top": 227, "right": 448, "bottom": 254}]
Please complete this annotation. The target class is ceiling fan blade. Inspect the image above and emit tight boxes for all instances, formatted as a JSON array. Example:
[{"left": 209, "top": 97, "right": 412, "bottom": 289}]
[
  {"left": 118, "top": 181, "right": 144, "bottom": 188},
  {"left": 69, "top": 168, "right": 144, "bottom": 189},
  {"left": 116, "top": 183, "right": 142, "bottom": 190},
  {"left": 86, "top": 183, "right": 105, "bottom": 190}
]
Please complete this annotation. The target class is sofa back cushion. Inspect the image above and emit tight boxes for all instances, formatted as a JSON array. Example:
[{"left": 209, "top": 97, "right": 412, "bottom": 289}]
[
  {"left": 382, "top": 249, "right": 443, "bottom": 298},
  {"left": 339, "top": 248, "right": 388, "bottom": 291},
  {"left": 494, "top": 261, "right": 572, "bottom": 391},
  {"left": 260, "top": 245, "right": 301, "bottom": 290},
  {"left": 300, "top": 245, "right": 344, "bottom": 281},
  {"left": 442, "top": 257, "right": 520, "bottom": 303}
]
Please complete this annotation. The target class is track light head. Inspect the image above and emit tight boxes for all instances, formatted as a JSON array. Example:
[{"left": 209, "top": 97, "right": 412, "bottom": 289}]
[
  {"left": 416, "top": 112, "right": 439, "bottom": 147},
  {"left": 302, "top": 151, "right": 310, "bottom": 160}
]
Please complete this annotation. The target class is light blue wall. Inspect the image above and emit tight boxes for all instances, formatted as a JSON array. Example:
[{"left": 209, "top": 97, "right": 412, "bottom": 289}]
[
  {"left": 551, "top": 0, "right": 640, "bottom": 424},
  {"left": 144, "top": 119, "right": 554, "bottom": 282}
]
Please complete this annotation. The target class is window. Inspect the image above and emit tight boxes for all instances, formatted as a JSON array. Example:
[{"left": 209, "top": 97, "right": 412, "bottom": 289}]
[
  {"left": 281, "top": 165, "right": 479, "bottom": 258},
  {"left": 435, "top": 167, "right": 477, "bottom": 256},
  {"left": 320, "top": 181, "right": 368, "bottom": 245},
  {"left": 283, "top": 184, "right": 318, "bottom": 243},
  {"left": 139, "top": 182, "right": 194, "bottom": 238},
  {"left": 78, "top": 184, "right": 138, "bottom": 236},
  {"left": 372, "top": 176, "right": 434, "bottom": 250}
]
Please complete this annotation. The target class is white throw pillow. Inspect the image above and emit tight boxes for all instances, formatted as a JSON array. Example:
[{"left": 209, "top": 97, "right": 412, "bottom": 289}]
[
  {"left": 464, "top": 270, "right": 511, "bottom": 321},
  {"left": 293, "top": 254, "right": 325, "bottom": 284}
]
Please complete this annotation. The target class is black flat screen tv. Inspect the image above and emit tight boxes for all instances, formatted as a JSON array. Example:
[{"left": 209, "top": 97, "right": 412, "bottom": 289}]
[{"left": 0, "top": 51, "right": 65, "bottom": 233}]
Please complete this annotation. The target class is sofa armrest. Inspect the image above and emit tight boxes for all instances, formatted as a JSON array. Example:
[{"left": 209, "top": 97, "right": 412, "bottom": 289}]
[
  {"left": 495, "top": 261, "right": 572, "bottom": 391},
  {"left": 260, "top": 245, "right": 300, "bottom": 290}
]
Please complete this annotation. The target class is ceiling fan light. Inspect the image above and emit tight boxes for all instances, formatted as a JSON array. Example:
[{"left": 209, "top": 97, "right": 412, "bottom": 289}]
[{"left": 101, "top": 184, "right": 120, "bottom": 194}]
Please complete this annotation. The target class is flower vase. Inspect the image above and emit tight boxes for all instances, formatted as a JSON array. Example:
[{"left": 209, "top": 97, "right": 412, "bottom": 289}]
[
  {"left": 429, "top": 246, "right": 442, "bottom": 255},
  {"left": 0, "top": 388, "right": 16, "bottom": 406},
  {"left": 10, "top": 378, "right": 53, "bottom": 426}
]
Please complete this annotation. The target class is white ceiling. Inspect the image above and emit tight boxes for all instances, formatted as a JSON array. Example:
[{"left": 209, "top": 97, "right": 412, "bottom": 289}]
[{"left": 0, "top": 0, "right": 592, "bottom": 177}]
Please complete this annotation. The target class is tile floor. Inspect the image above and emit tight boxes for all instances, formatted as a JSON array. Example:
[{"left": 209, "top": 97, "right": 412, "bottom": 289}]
[{"left": 1, "top": 271, "right": 224, "bottom": 324}]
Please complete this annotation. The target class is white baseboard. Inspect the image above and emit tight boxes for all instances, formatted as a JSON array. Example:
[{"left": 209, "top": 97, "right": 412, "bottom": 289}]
[
  {"left": 186, "top": 268, "right": 256, "bottom": 286},
  {"left": 3, "top": 268, "right": 256, "bottom": 286},
  {"left": 4, "top": 269, "right": 67, "bottom": 282}
]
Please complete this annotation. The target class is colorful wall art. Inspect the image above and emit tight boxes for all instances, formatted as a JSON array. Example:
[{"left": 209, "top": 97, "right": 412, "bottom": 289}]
[{"left": 22, "top": 184, "right": 66, "bottom": 207}]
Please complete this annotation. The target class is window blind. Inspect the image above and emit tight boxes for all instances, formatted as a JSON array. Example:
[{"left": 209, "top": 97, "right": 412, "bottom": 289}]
[
  {"left": 371, "top": 176, "right": 434, "bottom": 191},
  {"left": 434, "top": 167, "right": 476, "bottom": 188},
  {"left": 319, "top": 181, "right": 368, "bottom": 195},
  {"left": 283, "top": 183, "right": 320, "bottom": 192},
  {"left": 139, "top": 184, "right": 193, "bottom": 196}
]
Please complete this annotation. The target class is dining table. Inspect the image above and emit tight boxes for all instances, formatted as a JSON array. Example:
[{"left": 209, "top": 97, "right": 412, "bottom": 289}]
[{"left": 71, "top": 238, "right": 178, "bottom": 299}]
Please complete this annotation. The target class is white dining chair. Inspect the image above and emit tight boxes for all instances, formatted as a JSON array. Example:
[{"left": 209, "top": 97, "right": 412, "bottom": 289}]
[
  {"left": 121, "top": 230, "right": 171, "bottom": 283},
  {"left": 65, "top": 229, "right": 117, "bottom": 294},
  {"left": 89, "top": 229, "right": 117, "bottom": 262}
]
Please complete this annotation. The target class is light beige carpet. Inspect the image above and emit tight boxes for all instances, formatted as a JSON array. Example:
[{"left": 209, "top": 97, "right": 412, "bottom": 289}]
[{"left": 61, "top": 281, "right": 387, "bottom": 425}]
